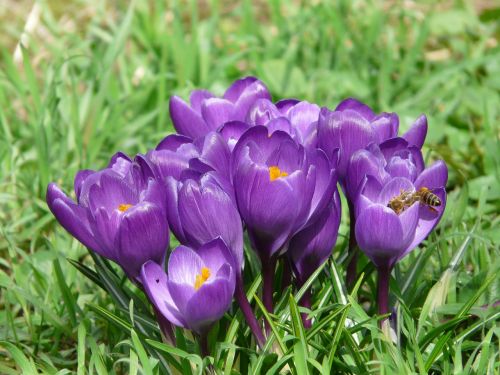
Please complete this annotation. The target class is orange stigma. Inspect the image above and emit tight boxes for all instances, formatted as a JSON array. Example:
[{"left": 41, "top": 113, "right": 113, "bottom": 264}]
[
  {"left": 269, "top": 166, "right": 288, "bottom": 181},
  {"left": 194, "top": 267, "right": 211, "bottom": 290},
  {"left": 118, "top": 204, "right": 133, "bottom": 212}
]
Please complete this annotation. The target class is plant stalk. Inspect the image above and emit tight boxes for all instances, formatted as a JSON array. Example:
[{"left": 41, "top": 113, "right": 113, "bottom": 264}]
[
  {"left": 299, "top": 288, "right": 312, "bottom": 329},
  {"left": 377, "top": 265, "right": 391, "bottom": 320},
  {"left": 262, "top": 255, "right": 277, "bottom": 334},
  {"left": 234, "top": 273, "right": 266, "bottom": 348}
]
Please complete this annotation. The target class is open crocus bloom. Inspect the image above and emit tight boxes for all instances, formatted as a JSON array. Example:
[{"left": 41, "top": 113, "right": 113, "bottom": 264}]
[
  {"left": 46, "top": 152, "right": 169, "bottom": 280},
  {"left": 355, "top": 167, "right": 447, "bottom": 270},
  {"left": 231, "top": 126, "right": 337, "bottom": 260},
  {"left": 317, "top": 98, "right": 428, "bottom": 182},
  {"left": 289, "top": 191, "right": 342, "bottom": 284},
  {"left": 169, "top": 76, "right": 271, "bottom": 139},
  {"left": 140, "top": 238, "right": 236, "bottom": 334},
  {"left": 165, "top": 171, "right": 243, "bottom": 269}
]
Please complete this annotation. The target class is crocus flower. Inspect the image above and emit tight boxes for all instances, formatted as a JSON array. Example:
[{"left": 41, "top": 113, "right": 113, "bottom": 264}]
[
  {"left": 169, "top": 77, "right": 271, "bottom": 139},
  {"left": 140, "top": 238, "right": 236, "bottom": 334},
  {"left": 354, "top": 158, "right": 447, "bottom": 315},
  {"left": 317, "top": 98, "right": 428, "bottom": 182},
  {"left": 46, "top": 152, "right": 169, "bottom": 280},
  {"left": 165, "top": 171, "right": 243, "bottom": 269},
  {"left": 231, "top": 125, "right": 337, "bottom": 261},
  {"left": 231, "top": 125, "right": 337, "bottom": 317},
  {"left": 146, "top": 132, "right": 231, "bottom": 181}
]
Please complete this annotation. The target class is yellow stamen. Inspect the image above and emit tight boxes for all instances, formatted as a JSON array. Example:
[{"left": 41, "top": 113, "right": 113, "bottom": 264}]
[
  {"left": 118, "top": 203, "right": 133, "bottom": 212},
  {"left": 269, "top": 166, "right": 288, "bottom": 181},
  {"left": 194, "top": 267, "right": 211, "bottom": 290}
]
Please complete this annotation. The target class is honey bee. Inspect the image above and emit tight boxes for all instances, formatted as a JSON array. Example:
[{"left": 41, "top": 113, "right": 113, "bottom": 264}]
[{"left": 387, "top": 187, "right": 441, "bottom": 215}]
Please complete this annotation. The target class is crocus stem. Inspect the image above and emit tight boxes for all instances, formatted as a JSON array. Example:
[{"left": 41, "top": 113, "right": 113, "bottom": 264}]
[
  {"left": 199, "top": 332, "right": 210, "bottom": 357},
  {"left": 280, "top": 257, "right": 292, "bottom": 292},
  {"left": 377, "top": 265, "right": 391, "bottom": 322},
  {"left": 346, "top": 200, "right": 358, "bottom": 289},
  {"left": 262, "top": 255, "right": 277, "bottom": 334},
  {"left": 235, "top": 274, "right": 266, "bottom": 348},
  {"left": 153, "top": 305, "right": 176, "bottom": 345},
  {"left": 299, "top": 288, "right": 312, "bottom": 329}
]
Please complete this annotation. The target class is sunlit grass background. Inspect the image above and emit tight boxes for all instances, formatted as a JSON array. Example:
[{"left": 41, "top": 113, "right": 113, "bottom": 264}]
[{"left": 0, "top": 1, "right": 499, "bottom": 373}]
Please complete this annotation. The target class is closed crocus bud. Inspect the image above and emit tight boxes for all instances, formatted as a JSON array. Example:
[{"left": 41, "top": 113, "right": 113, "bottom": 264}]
[
  {"left": 231, "top": 126, "right": 337, "bottom": 260},
  {"left": 140, "top": 238, "right": 236, "bottom": 334},
  {"left": 169, "top": 77, "right": 270, "bottom": 139},
  {"left": 317, "top": 98, "right": 399, "bottom": 181},
  {"left": 165, "top": 171, "right": 243, "bottom": 269},
  {"left": 46, "top": 152, "right": 169, "bottom": 280},
  {"left": 147, "top": 132, "right": 231, "bottom": 182},
  {"left": 289, "top": 192, "right": 342, "bottom": 285}
]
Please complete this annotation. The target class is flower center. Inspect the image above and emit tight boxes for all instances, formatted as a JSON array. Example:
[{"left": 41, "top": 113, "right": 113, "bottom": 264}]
[
  {"left": 269, "top": 166, "right": 288, "bottom": 181},
  {"left": 118, "top": 203, "right": 133, "bottom": 212},
  {"left": 194, "top": 267, "right": 211, "bottom": 290}
]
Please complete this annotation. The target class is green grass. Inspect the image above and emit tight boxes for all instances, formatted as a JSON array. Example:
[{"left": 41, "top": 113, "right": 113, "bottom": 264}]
[{"left": 0, "top": 0, "right": 499, "bottom": 373}]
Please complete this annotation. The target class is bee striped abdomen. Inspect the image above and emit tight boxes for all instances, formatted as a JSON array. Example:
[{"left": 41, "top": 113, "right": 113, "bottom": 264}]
[{"left": 417, "top": 187, "right": 441, "bottom": 207}]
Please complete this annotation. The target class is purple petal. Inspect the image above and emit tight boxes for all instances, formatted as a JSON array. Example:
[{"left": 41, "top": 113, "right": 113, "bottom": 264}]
[
  {"left": 165, "top": 177, "right": 187, "bottom": 244},
  {"left": 170, "top": 95, "right": 210, "bottom": 139},
  {"left": 155, "top": 133, "right": 193, "bottom": 152},
  {"left": 317, "top": 108, "right": 376, "bottom": 178},
  {"left": 87, "top": 172, "right": 138, "bottom": 213},
  {"left": 385, "top": 156, "right": 418, "bottom": 181},
  {"left": 289, "top": 194, "right": 341, "bottom": 283},
  {"left": 74, "top": 170, "right": 94, "bottom": 202},
  {"left": 140, "top": 261, "right": 187, "bottom": 327},
  {"left": 231, "top": 79, "right": 272, "bottom": 120},
  {"left": 377, "top": 177, "right": 415, "bottom": 206},
  {"left": 402, "top": 114, "right": 427, "bottom": 148},
  {"left": 223, "top": 76, "right": 259, "bottom": 102},
  {"left": 201, "top": 98, "right": 234, "bottom": 130},
  {"left": 345, "top": 149, "right": 387, "bottom": 202},
  {"left": 276, "top": 98, "right": 300, "bottom": 114},
  {"left": 414, "top": 160, "right": 448, "bottom": 190},
  {"left": 197, "top": 237, "right": 238, "bottom": 275},
  {"left": 371, "top": 113, "right": 399, "bottom": 143},
  {"left": 46, "top": 183, "right": 101, "bottom": 252},
  {"left": 218, "top": 121, "right": 251, "bottom": 151},
  {"left": 108, "top": 152, "right": 133, "bottom": 177},
  {"left": 245, "top": 98, "right": 281, "bottom": 126},
  {"left": 287, "top": 101, "right": 320, "bottom": 134},
  {"left": 167, "top": 280, "right": 196, "bottom": 315},
  {"left": 167, "top": 245, "right": 204, "bottom": 285},
  {"left": 116, "top": 202, "right": 169, "bottom": 279},
  {"left": 355, "top": 204, "right": 405, "bottom": 268},
  {"left": 195, "top": 132, "right": 231, "bottom": 176},
  {"left": 335, "top": 98, "right": 375, "bottom": 121},
  {"left": 401, "top": 187, "right": 447, "bottom": 259},
  {"left": 184, "top": 277, "right": 234, "bottom": 333},
  {"left": 190, "top": 89, "right": 214, "bottom": 112},
  {"left": 267, "top": 117, "right": 292, "bottom": 135}
]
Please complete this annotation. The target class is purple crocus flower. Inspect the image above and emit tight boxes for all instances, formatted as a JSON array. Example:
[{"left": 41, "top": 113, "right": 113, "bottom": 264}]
[
  {"left": 231, "top": 125, "right": 337, "bottom": 316},
  {"left": 164, "top": 167, "right": 268, "bottom": 346},
  {"left": 140, "top": 238, "right": 236, "bottom": 335},
  {"left": 46, "top": 153, "right": 169, "bottom": 280},
  {"left": 354, "top": 158, "right": 447, "bottom": 316},
  {"left": 165, "top": 171, "right": 243, "bottom": 269},
  {"left": 146, "top": 132, "right": 231, "bottom": 181},
  {"left": 231, "top": 126, "right": 337, "bottom": 260},
  {"left": 169, "top": 77, "right": 271, "bottom": 139}
]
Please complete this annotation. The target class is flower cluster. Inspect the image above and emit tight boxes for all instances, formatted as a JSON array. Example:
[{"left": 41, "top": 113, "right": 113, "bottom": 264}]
[{"left": 47, "top": 76, "right": 447, "bottom": 350}]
